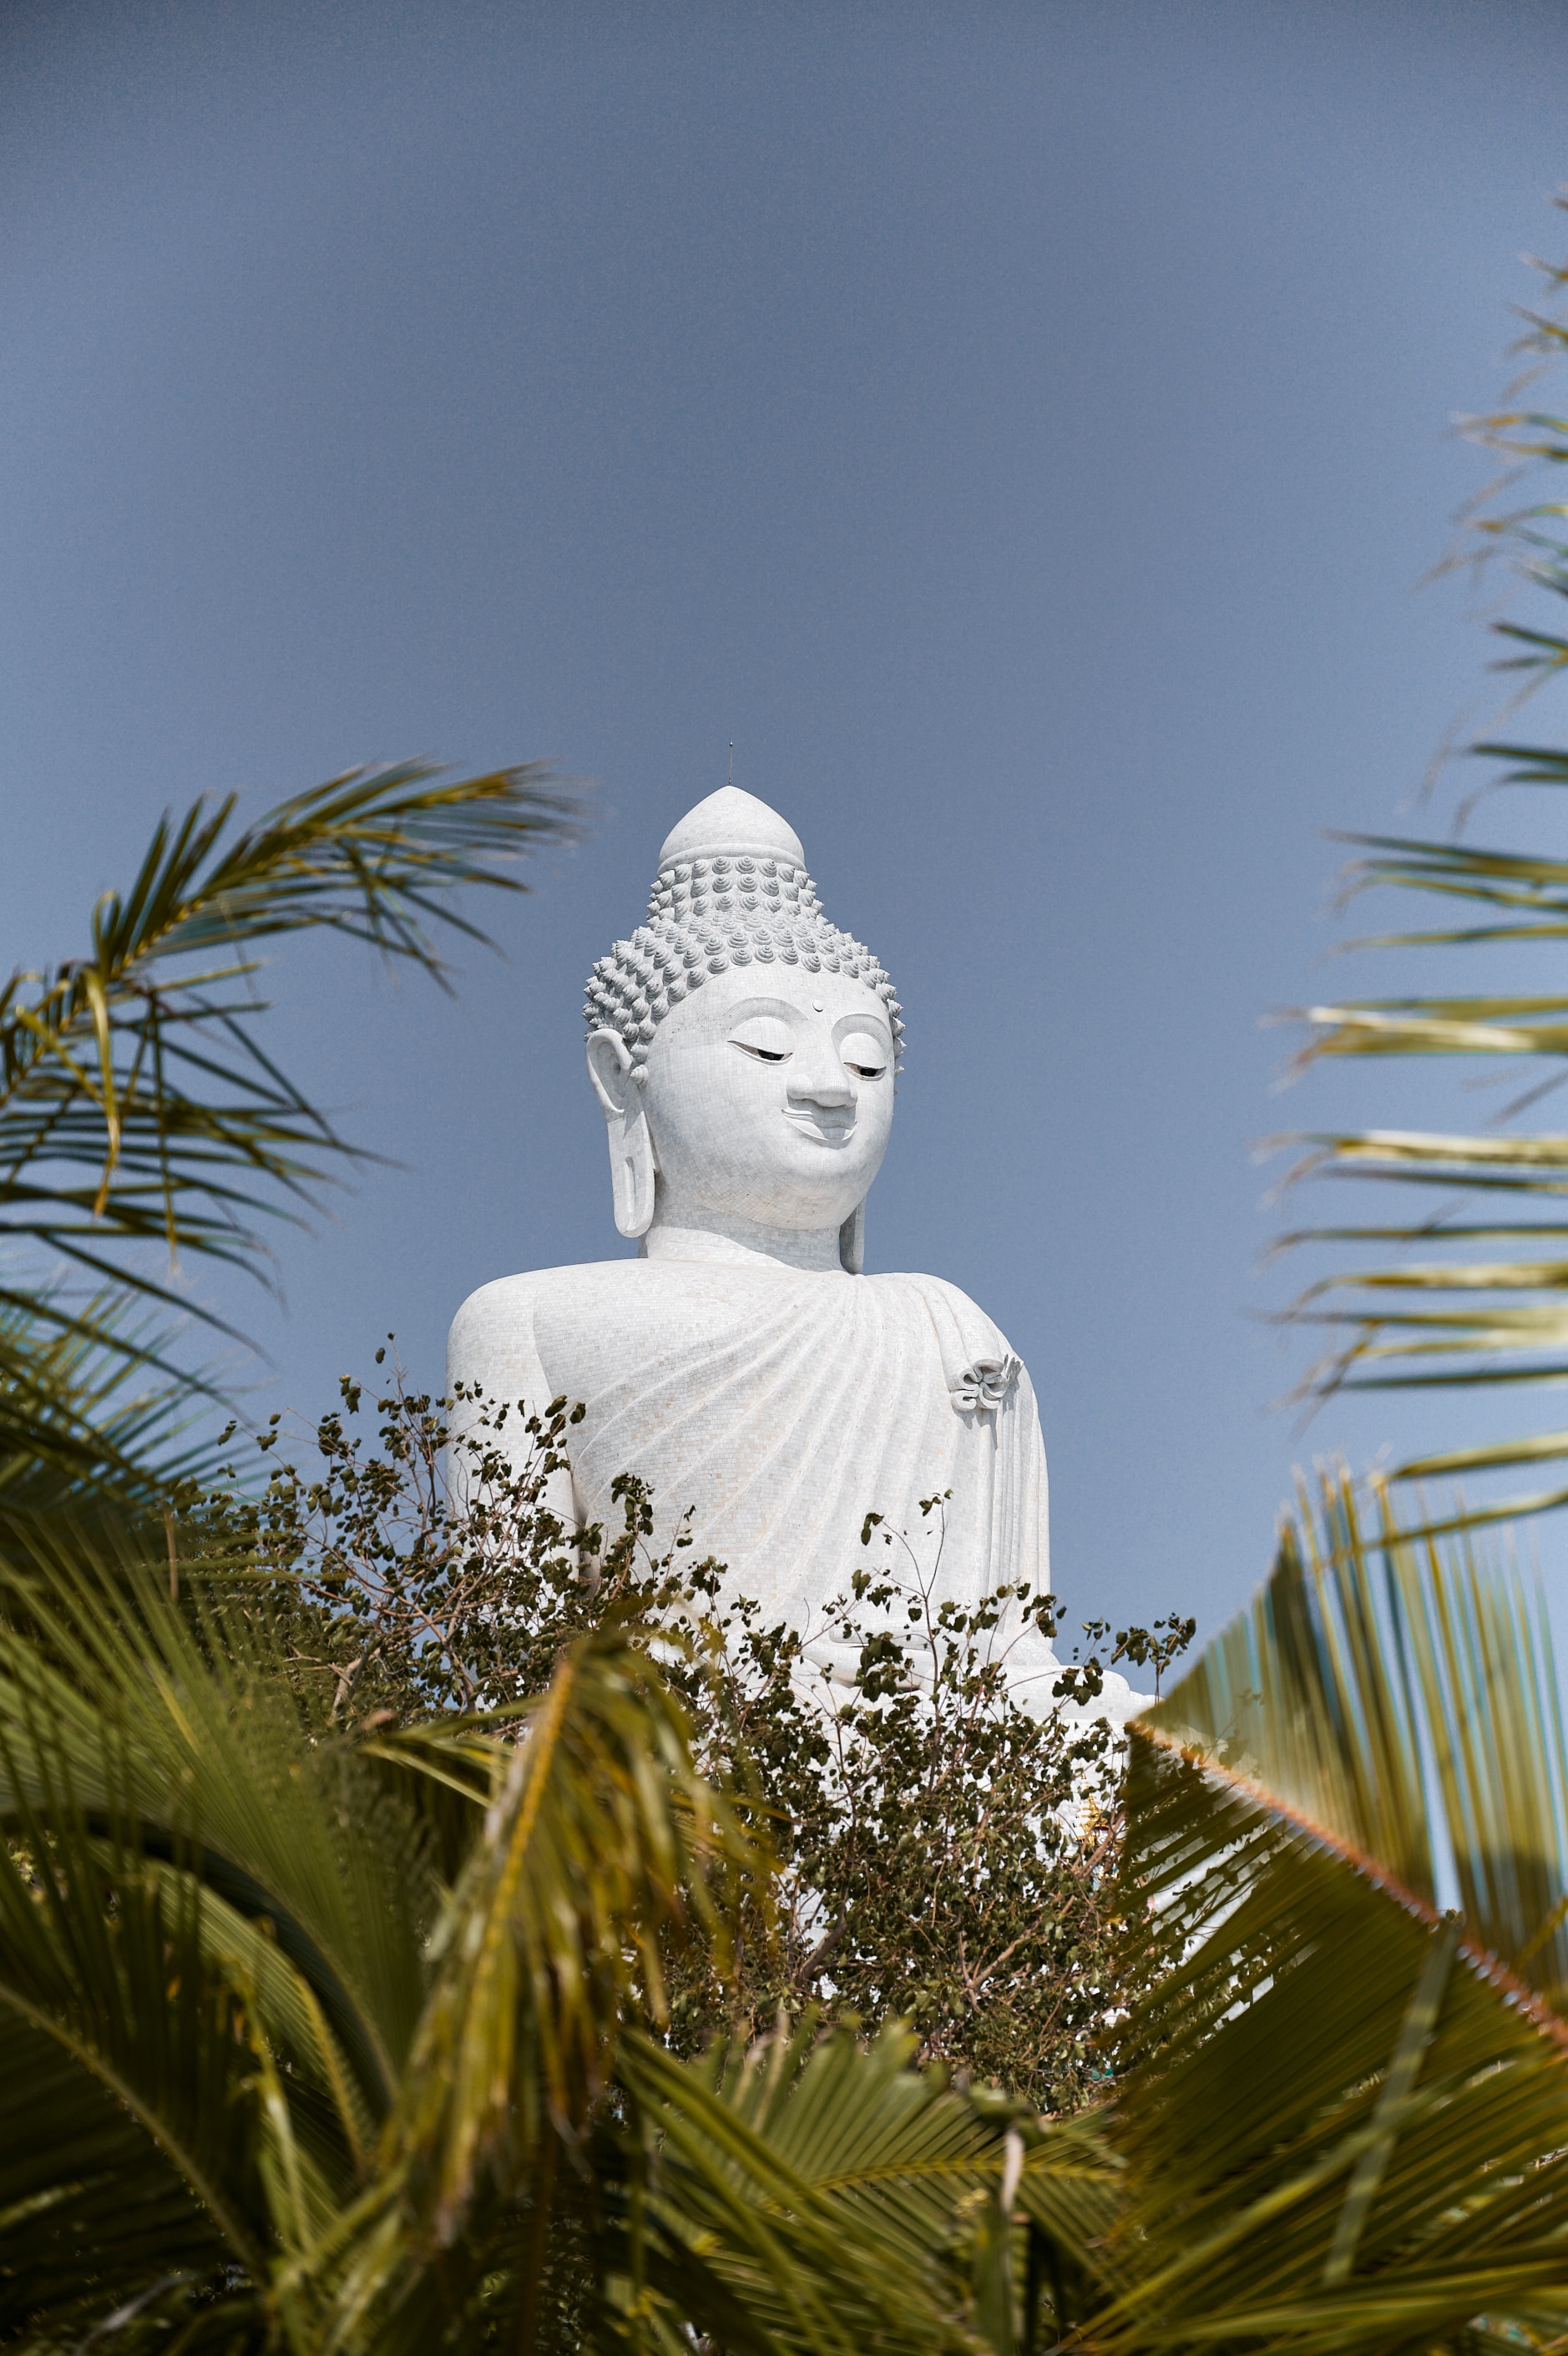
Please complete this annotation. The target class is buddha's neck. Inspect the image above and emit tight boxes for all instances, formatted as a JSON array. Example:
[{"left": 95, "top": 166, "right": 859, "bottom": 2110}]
[{"left": 640, "top": 1212, "right": 847, "bottom": 1274}]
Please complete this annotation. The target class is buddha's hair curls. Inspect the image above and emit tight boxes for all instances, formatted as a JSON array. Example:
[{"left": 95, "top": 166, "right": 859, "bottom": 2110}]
[{"left": 584, "top": 850, "right": 904, "bottom": 1072}]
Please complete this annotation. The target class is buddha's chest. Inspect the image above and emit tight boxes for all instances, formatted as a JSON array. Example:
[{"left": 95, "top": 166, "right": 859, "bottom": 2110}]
[
  {"left": 524, "top": 1262, "right": 1027, "bottom": 1610},
  {"left": 531, "top": 1266, "right": 950, "bottom": 1502}
]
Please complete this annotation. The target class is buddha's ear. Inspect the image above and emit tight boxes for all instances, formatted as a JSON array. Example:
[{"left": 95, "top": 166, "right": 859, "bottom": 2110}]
[
  {"left": 839, "top": 1200, "right": 865, "bottom": 1275},
  {"left": 586, "top": 1029, "right": 656, "bottom": 1238},
  {"left": 586, "top": 1028, "right": 637, "bottom": 1118}
]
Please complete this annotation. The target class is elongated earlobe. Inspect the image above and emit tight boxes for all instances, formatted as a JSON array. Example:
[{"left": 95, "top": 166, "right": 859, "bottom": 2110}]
[
  {"left": 608, "top": 1098, "right": 656, "bottom": 1236},
  {"left": 839, "top": 1201, "right": 865, "bottom": 1274},
  {"left": 586, "top": 1029, "right": 658, "bottom": 1238}
]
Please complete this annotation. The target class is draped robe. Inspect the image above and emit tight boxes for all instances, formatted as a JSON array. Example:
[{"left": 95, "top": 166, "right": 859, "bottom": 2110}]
[{"left": 448, "top": 1260, "right": 1126, "bottom": 1715}]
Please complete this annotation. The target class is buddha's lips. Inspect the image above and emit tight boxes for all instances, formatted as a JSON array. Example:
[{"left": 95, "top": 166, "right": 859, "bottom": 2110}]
[{"left": 784, "top": 1110, "right": 855, "bottom": 1145}]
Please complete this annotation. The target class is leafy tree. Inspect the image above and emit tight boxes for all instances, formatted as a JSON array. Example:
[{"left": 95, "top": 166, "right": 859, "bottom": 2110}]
[{"left": 188, "top": 1368, "right": 1161, "bottom": 2112}]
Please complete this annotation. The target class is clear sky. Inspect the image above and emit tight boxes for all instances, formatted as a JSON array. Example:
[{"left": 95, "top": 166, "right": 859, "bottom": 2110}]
[{"left": 3, "top": 0, "right": 1568, "bottom": 1645}]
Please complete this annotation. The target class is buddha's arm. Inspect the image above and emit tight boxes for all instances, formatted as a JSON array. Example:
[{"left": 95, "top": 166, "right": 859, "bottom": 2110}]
[{"left": 446, "top": 1275, "right": 582, "bottom": 1532}]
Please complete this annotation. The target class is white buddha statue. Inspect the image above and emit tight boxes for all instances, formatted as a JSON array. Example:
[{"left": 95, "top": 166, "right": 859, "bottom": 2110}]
[{"left": 448, "top": 786, "right": 1132, "bottom": 1718}]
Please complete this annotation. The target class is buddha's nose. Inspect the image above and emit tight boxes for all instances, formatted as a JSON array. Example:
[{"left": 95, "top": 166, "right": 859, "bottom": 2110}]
[{"left": 787, "top": 1041, "right": 854, "bottom": 1109}]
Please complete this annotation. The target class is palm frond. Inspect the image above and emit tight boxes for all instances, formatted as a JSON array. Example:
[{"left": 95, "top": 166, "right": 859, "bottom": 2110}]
[
  {"left": 1272, "top": 205, "right": 1568, "bottom": 1519},
  {"left": 0, "top": 1524, "right": 434, "bottom": 2100},
  {"left": 382, "top": 1637, "right": 772, "bottom": 2246},
  {"left": 1090, "top": 1476, "right": 1568, "bottom": 2355},
  {"left": 1107, "top": 1759, "right": 1568, "bottom": 2356},
  {"left": 0, "top": 1525, "right": 437, "bottom": 2337},
  {"left": 1146, "top": 1467, "right": 1568, "bottom": 2002},
  {"left": 1276, "top": 923, "right": 1568, "bottom": 1505},
  {"left": 0, "top": 761, "right": 576, "bottom": 1283},
  {"left": 0, "top": 1517, "right": 792, "bottom": 2349},
  {"left": 0, "top": 760, "right": 577, "bottom": 1500},
  {"left": 607, "top": 2020, "right": 1019, "bottom": 2356},
  {"left": 0, "top": 1287, "right": 230, "bottom": 1511}
]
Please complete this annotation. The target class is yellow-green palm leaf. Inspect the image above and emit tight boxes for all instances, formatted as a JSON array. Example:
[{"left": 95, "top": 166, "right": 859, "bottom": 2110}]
[
  {"left": 1276, "top": 206, "right": 1568, "bottom": 1521},
  {"left": 1092, "top": 1473, "right": 1568, "bottom": 2356},
  {"left": 0, "top": 760, "right": 576, "bottom": 1504}
]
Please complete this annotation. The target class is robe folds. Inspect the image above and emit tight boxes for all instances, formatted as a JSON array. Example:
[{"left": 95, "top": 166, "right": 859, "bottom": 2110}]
[{"left": 448, "top": 1259, "right": 1118, "bottom": 1714}]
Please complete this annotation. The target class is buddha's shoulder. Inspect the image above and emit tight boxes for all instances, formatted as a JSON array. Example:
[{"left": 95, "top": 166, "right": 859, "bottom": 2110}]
[
  {"left": 449, "top": 1259, "right": 701, "bottom": 1345},
  {"left": 869, "top": 1269, "right": 981, "bottom": 1305},
  {"left": 871, "top": 1270, "right": 1021, "bottom": 1362},
  {"left": 871, "top": 1269, "right": 999, "bottom": 1322}
]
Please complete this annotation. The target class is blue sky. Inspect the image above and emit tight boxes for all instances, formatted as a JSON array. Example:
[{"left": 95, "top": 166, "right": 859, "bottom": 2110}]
[{"left": 3, "top": 0, "right": 1568, "bottom": 1641}]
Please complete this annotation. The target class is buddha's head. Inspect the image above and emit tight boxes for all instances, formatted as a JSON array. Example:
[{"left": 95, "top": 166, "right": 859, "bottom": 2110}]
[{"left": 583, "top": 789, "right": 903, "bottom": 1270}]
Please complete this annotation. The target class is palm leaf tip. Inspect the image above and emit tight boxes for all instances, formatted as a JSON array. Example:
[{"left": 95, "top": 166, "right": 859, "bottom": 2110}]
[{"left": 101, "top": 759, "right": 586, "bottom": 976}]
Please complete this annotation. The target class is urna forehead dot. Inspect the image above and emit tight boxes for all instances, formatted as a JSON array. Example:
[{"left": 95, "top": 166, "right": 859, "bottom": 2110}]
[{"left": 657, "top": 786, "right": 806, "bottom": 871}]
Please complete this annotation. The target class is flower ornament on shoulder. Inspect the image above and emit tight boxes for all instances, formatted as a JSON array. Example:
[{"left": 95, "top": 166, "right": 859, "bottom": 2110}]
[{"left": 949, "top": 1353, "right": 1022, "bottom": 1416}]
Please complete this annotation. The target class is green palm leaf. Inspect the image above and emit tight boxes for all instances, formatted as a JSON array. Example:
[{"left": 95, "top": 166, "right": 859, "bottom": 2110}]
[
  {"left": 610, "top": 2020, "right": 1015, "bottom": 2356},
  {"left": 0, "top": 1513, "right": 802, "bottom": 2349},
  {"left": 582, "top": 2015, "right": 1116, "bottom": 2356},
  {"left": 0, "top": 1288, "right": 233, "bottom": 1511},
  {"left": 2, "top": 760, "right": 575, "bottom": 1280},
  {"left": 1272, "top": 206, "right": 1568, "bottom": 1521},
  {"left": 0, "top": 760, "right": 576, "bottom": 1501},
  {"left": 382, "top": 1641, "right": 774, "bottom": 2243},
  {"left": 1091, "top": 1474, "right": 1568, "bottom": 2356},
  {"left": 1146, "top": 1469, "right": 1568, "bottom": 1995}
]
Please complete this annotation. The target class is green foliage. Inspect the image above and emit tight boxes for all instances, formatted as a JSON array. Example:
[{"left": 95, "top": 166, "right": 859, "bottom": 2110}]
[
  {"left": 186, "top": 1375, "right": 609, "bottom": 1723},
  {"left": 0, "top": 761, "right": 577, "bottom": 1506},
  {"left": 188, "top": 1368, "right": 1161, "bottom": 2115},
  {"left": 718, "top": 1505, "right": 1134, "bottom": 2108},
  {"left": 610, "top": 2018, "right": 1085, "bottom": 2356},
  {"left": 0, "top": 1521, "right": 776, "bottom": 2349},
  {"left": 1274, "top": 199, "right": 1568, "bottom": 1522},
  {"left": 1082, "top": 1475, "right": 1568, "bottom": 2356},
  {"left": 0, "top": 1509, "right": 1103, "bottom": 2356},
  {"left": 19, "top": 1437, "right": 1568, "bottom": 2354}
]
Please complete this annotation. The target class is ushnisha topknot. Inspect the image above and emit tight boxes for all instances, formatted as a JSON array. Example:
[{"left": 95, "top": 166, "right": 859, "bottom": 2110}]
[{"left": 583, "top": 786, "right": 904, "bottom": 1074}]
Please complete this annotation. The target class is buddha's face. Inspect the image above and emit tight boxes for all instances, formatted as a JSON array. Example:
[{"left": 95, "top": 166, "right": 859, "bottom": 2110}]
[{"left": 638, "top": 963, "right": 896, "bottom": 1233}]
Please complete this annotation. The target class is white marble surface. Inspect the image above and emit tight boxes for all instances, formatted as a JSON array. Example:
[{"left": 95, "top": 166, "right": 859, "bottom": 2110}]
[{"left": 448, "top": 786, "right": 1141, "bottom": 1726}]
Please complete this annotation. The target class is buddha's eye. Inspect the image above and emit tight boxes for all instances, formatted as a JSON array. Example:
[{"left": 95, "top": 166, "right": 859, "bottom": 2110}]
[
  {"left": 730, "top": 1016, "right": 795, "bottom": 1064},
  {"left": 840, "top": 1031, "right": 889, "bottom": 1081}
]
